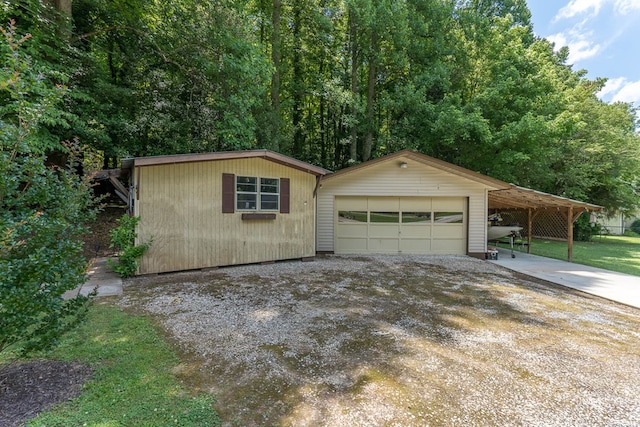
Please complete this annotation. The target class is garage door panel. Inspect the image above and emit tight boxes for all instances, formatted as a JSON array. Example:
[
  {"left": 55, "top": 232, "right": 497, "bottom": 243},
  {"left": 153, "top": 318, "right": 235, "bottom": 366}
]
[
  {"left": 368, "top": 197, "right": 400, "bottom": 211},
  {"left": 369, "top": 224, "right": 400, "bottom": 238},
  {"left": 369, "top": 238, "right": 399, "bottom": 252},
  {"left": 433, "top": 197, "right": 465, "bottom": 211},
  {"left": 337, "top": 223, "right": 368, "bottom": 237},
  {"left": 337, "top": 238, "right": 368, "bottom": 252},
  {"left": 400, "top": 239, "right": 430, "bottom": 252},
  {"left": 433, "top": 225, "right": 464, "bottom": 239},
  {"left": 432, "top": 239, "right": 465, "bottom": 253},
  {"left": 336, "top": 197, "right": 368, "bottom": 211},
  {"left": 400, "top": 197, "right": 432, "bottom": 211},
  {"left": 401, "top": 224, "right": 431, "bottom": 238}
]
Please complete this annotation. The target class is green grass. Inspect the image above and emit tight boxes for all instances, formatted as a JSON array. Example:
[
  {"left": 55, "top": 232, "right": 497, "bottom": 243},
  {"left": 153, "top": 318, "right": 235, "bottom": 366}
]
[
  {"left": 6, "top": 303, "right": 220, "bottom": 427},
  {"left": 527, "top": 235, "right": 640, "bottom": 276}
]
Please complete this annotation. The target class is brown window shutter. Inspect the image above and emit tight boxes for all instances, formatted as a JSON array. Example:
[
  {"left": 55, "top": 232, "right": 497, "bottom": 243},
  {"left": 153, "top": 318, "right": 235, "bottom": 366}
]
[
  {"left": 280, "top": 178, "right": 290, "bottom": 214},
  {"left": 222, "top": 173, "right": 235, "bottom": 213}
]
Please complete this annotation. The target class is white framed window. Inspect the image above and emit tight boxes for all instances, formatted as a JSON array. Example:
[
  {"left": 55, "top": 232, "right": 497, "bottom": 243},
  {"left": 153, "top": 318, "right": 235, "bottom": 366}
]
[{"left": 236, "top": 176, "right": 279, "bottom": 211}]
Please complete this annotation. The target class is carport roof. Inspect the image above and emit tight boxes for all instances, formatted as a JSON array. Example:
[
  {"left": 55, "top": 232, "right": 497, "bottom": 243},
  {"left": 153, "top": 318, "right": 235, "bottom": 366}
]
[{"left": 489, "top": 184, "right": 603, "bottom": 212}]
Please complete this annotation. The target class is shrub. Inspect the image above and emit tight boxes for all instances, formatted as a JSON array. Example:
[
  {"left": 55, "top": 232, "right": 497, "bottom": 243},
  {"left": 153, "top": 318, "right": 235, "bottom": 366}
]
[
  {"left": 573, "top": 214, "right": 601, "bottom": 242},
  {"left": 108, "top": 214, "right": 151, "bottom": 277},
  {"left": 0, "top": 22, "right": 96, "bottom": 356},
  {"left": 630, "top": 219, "right": 640, "bottom": 235}
]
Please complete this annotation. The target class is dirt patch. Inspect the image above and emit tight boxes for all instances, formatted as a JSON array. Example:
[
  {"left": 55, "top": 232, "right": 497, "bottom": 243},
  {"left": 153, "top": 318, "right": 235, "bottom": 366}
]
[
  {"left": 81, "top": 206, "right": 125, "bottom": 259},
  {"left": 0, "top": 360, "right": 93, "bottom": 427},
  {"left": 119, "top": 255, "right": 640, "bottom": 426}
]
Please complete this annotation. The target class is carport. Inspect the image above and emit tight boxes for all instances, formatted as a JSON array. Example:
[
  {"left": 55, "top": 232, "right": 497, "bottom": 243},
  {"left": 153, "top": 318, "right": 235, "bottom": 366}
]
[{"left": 488, "top": 184, "right": 603, "bottom": 262}]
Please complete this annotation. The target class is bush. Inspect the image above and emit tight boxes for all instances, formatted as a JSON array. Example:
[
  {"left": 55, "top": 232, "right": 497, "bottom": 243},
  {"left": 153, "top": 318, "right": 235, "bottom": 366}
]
[
  {"left": 573, "top": 214, "right": 601, "bottom": 242},
  {"left": 108, "top": 214, "right": 151, "bottom": 277},
  {"left": 0, "top": 22, "right": 96, "bottom": 356},
  {"left": 630, "top": 219, "right": 640, "bottom": 235}
]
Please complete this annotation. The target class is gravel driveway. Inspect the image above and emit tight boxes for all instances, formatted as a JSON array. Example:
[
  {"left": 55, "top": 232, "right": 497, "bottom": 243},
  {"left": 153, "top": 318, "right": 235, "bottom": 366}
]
[{"left": 118, "top": 255, "right": 640, "bottom": 426}]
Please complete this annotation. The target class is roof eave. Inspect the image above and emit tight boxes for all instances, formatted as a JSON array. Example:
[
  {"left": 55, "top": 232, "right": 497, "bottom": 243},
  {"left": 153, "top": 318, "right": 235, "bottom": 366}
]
[{"left": 124, "top": 150, "right": 330, "bottom": 176}]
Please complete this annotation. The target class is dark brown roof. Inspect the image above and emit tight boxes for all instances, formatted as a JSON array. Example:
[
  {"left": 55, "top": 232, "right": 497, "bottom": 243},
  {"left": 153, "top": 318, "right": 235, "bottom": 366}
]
[{"left": 122, "top": 150, "right": 330, "bottom": 176}]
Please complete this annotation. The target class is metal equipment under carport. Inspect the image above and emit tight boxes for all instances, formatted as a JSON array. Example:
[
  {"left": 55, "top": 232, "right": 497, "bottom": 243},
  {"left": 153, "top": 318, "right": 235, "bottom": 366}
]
[{"left": 488, "top": 185, "right": 603, "bottom": 262}]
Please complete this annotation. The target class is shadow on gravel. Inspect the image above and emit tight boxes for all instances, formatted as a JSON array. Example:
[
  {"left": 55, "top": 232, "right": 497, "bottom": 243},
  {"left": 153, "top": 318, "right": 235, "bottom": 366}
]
[{"left": 120, "top": 255, "right": 640, "bottom": 426}]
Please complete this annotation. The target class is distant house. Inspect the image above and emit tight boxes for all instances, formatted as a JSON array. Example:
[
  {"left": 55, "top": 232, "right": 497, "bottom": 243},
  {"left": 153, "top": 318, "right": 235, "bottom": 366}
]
[
  {"left": 316, "top": 150, "right": 510, "bottom": 259},
  {"left": 598, "top": 212, "right": 640, "bottom": 235},
  {"left": 123, "top": 150, "right": 329, "bottom": 275}
]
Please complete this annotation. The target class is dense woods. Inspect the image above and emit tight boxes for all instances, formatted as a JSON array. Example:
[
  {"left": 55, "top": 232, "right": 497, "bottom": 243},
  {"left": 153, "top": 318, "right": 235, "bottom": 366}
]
[{"left": 2, "top": 0, "right": 639, "bottom": 212}]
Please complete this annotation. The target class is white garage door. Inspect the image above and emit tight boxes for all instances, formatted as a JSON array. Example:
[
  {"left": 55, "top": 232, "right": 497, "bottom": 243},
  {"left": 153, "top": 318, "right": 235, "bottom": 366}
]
[{"left": 335, "top": 196, "right": 467, "bottom": 255}]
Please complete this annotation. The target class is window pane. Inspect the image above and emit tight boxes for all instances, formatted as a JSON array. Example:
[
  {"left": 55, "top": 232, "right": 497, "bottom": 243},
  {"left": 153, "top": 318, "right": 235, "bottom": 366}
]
[
  {"left": 338, "top": 211, "right": 367, "bottom": 222},
  {"left": 260, "top": 178, "right": 279, "bottom": 194},
  {"left": 434, "top": 212, "right": 463, "bottom": 223},
  {"left": 260, "top": 194, "right": 279, "bottom": 210},
  {"left": 237, "top": 176, "right": 257, "bottom": 192},
  {"left": 402, "top": 212, "right": 431, "bottom": 223},
  {"left": 237, "top": 193, "right": 257, "bottom": 210},
  {"left": 370, "top": 212, "right": 399, "bottom": 223}
]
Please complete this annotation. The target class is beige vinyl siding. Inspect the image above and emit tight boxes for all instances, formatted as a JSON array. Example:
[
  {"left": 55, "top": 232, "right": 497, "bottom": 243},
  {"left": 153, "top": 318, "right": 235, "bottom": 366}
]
[
  {"left": 317, "top": 156, "right": 489, "bottom": 254},
  {"left": 134, "top": 157, "right": 316, "bottom": 274},
  {"left": 467, "top": 189, "right": 489, "bottom": 253}
]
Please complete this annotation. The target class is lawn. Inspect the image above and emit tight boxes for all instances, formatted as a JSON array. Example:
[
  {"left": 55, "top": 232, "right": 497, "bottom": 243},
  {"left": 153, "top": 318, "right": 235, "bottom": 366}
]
[
  {"left": 525, "top": 234, "right": 640, "bottom": 276},
  {"left": 0, "top": 303, "right": 220, "bottom": 427}
]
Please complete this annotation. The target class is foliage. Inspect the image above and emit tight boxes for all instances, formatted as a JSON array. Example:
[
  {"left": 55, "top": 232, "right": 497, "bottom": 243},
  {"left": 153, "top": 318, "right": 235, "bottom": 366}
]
[
  {"left": 0, "top": 21, "right": 96, "bottom": 356},
  {"left": 108, "top": 214, "right": 151, "bottom": 278},
  {"left": 22, "top": 304, "right": 220, "bottom": 426},
  {"left": 573, "top": 214, "right": 601, "bottom": 242},
  {"left": 3, "top": 0, "right": 639, "bottom": 211},
  {"left": 631, "top": 219, "right": 640, "bottom": 235}
]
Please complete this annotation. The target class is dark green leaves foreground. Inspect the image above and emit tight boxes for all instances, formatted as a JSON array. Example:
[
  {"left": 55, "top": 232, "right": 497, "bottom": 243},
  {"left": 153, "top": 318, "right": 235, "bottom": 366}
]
[
  {"left": 1, "top": 21, "right": 96, "bottom": 356},
  {"left": 23, "top": 304, "right": 220, "bottom": 427}
]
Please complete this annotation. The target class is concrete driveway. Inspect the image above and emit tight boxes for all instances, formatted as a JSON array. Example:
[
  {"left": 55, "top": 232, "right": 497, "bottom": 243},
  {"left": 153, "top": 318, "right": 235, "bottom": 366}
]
[{"left": 490, "top": 248, "right": 640, "bottom": 309}]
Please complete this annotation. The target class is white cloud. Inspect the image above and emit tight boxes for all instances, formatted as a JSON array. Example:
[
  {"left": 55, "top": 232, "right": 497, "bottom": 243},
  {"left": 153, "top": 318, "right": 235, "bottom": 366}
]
[
  {"left": 556, "top": 0, "right": 606, "bottom": 20},
  {"left": 612, "top": 80, "right": 640, "bottom": 104},
  {"left": 555, "top": 0, "right": 640, "bottom": 19},
  {"left": 613, "top": 0, "right": 640, "bottom": 14},
  {"left": 599, "top": 77, "right": 627, "bottom": 98},
  {"left": 547, "top": 29, "right": 601, "bottom": 63}
]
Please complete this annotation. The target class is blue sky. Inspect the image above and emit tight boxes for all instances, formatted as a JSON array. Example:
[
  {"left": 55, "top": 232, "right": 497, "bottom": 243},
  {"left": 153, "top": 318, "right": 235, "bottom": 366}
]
[{"left": 526, "top": 0, "right": 640, "bottom": 108}]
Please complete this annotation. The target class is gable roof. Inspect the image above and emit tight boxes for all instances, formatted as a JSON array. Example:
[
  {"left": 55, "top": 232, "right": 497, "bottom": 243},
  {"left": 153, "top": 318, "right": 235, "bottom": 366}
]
[
  {"left": 322, "top": 149, "right": 511, "bottom": 190},
  {"left": 122, "top": 149, "right": 330, "bottom": 176}
]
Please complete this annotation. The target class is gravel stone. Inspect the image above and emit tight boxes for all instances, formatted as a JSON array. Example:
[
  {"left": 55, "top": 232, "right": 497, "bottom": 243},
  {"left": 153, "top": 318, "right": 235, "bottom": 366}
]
[{"left": 118, "top": 254, "right": 640, "bottom": 426}]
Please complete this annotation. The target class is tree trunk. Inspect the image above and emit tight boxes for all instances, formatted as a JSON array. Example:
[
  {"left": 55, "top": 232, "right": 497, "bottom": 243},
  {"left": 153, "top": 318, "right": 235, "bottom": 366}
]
[
  {"left": 292, "top": 3, "right": 304, "bottom": 158},
  {"left": 349, "top": 9, "right": 358, "bottom": 163},
  {"left": 363, "top": 32, "right": 377, "bottom": 162},
  {"left": 54, "top": 0, "right": 72, "bottom": 15},
  {"left": 47, "top": 0, "right": 72, "bottom": 38},
  {"left": 271, "top": 0, "right": 282, "bottom": 151}
]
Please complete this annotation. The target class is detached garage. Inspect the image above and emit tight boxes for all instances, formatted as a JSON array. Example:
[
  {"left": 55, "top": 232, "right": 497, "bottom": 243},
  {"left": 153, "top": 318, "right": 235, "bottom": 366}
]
[{"left": 317, "top": 150, "right": 510, "bottom": 258}]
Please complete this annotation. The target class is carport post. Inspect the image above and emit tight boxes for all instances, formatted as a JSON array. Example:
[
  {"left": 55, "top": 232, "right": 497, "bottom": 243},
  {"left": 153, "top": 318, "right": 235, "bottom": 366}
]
[
  {"left": 567, "top": 207, "right": 573, "bottom": 262},
  {"left": 527, "top": 208, "right": 532, "bottom": 254}
]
